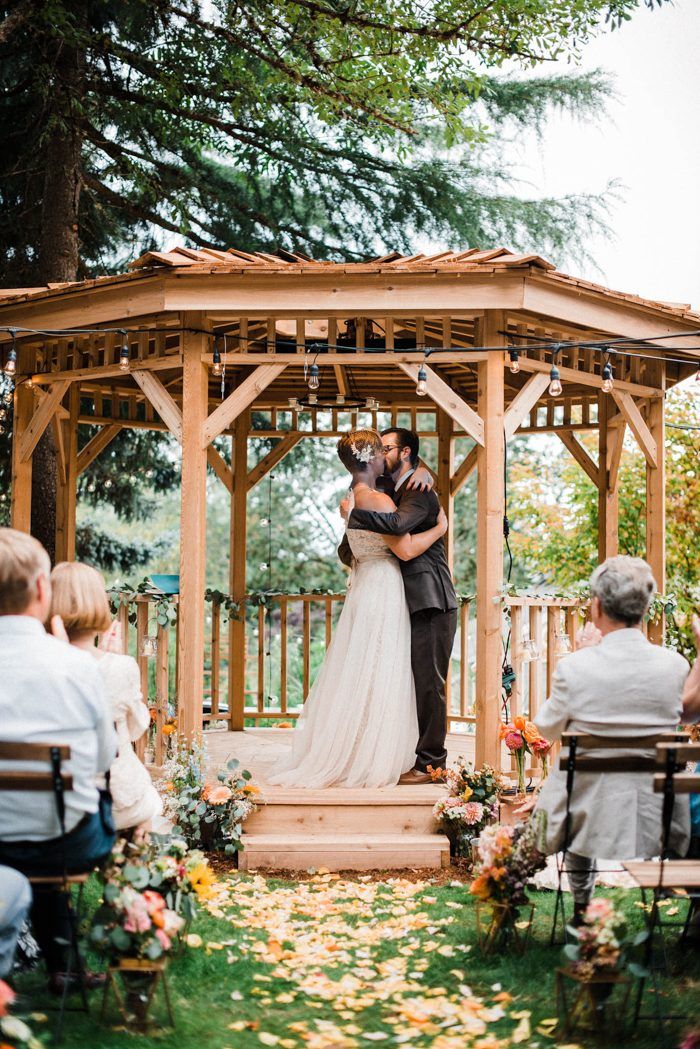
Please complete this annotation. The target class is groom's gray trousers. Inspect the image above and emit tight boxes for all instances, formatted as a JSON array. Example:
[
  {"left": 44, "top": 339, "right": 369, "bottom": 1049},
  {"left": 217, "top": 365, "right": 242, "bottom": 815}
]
[{"left": 342, "top": 484, "right": 459, "bottom": 772}]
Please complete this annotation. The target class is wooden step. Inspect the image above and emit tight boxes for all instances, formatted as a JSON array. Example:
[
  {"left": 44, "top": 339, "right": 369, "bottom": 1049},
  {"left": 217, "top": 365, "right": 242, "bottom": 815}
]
[
  {"left": 246, "top": 785, "right": 446, "bottom": 836},
  {"left": 239, "top": 833, "right": 451, "bottom": 872}
]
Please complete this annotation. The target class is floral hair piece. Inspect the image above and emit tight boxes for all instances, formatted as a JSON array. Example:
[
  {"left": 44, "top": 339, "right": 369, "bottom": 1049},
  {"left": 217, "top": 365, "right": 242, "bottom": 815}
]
[{"left": 350, "top": 441, "right": 374, "bottom": 464}]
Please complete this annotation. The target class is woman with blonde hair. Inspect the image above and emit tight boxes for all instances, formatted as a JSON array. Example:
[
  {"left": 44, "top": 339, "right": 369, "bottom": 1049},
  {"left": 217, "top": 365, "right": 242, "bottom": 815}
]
[{"left": 49, "top": 562, "right": 162, "bottom": 837}]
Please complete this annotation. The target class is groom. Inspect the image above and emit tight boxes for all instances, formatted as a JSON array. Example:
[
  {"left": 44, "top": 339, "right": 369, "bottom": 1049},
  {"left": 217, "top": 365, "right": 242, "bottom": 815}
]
[{"left": 338, "top": 428, "right": 458, "bottom": 783}]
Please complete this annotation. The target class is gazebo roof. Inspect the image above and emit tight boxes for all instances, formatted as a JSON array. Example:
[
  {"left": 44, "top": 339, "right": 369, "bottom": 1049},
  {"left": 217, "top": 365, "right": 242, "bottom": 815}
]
[{"left": 0, "top": 244, "right": 698, "bottom": 330}]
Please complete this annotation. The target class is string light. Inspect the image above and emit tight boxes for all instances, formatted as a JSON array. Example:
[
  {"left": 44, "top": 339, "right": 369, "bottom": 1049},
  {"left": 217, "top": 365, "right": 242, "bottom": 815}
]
[
  {"left": 118, "top": 332, "right": 130, "bottom": 372},
  {"left": 212, "top": 345, "right": 223, "bottom": 377},
  {"left": 601, "top": 352, "right": 614, "bottom": 393},
  {"left": 365, "top": 397, "right": 379, "bottom": 410},
  {"left": 508, "top": 349, "right": 520, "bottom": 374},
  {"left": 3, "top": 330, "right": 17, "bottom": 377},
  {"left": 307, "top": 362, "right": 320, "bottom": 391},
  {"left": 548, "top": 344, "right": 563, "bottom": 397}
]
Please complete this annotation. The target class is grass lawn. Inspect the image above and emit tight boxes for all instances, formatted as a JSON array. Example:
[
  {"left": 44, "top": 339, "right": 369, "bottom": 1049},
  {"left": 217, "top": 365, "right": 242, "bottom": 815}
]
[{"left": 14, "top": 870, "right": 700, "bottom": 1049}]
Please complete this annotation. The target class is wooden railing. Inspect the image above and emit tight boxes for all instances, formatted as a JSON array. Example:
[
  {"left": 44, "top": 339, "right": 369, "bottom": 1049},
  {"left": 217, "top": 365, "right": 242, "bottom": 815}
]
[{"left": 112, "top": 589, "right": 587, "bottom": 766}]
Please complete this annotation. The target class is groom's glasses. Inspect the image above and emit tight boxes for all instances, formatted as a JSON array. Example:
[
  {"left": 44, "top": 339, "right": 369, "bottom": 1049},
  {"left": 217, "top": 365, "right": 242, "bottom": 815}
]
[{"left": 382, "top": 444, "right": 401, "bottom": 453}]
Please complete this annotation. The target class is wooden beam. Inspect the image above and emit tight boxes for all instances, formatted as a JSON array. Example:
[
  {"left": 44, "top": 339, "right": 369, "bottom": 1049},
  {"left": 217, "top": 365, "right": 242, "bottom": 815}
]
[
  {"left": 474, "top": 315, "right": 505, "bottom": 769},
  {"left": 177, "top": 320, "right": 209, "bottom": 738},
  {"left": 607, "top": 420, "right": 626, "bottom": 493},
  {"left": 55, "top": 385, "right": 79, "bottom": 562},
  {"left": 597, "top": 393, "right": 618, "bottom": 561},
  {"left": 646, "top": 370, "right": 665, "bottom": 644},
  {"left": 30, "top": 354, "right": 183, "bottom": 385},
  {"left": 76, "top": 423, "right": 121, "bottom": 475},
  {"left": 503, "top": 373, "right": 549, "bottom": 440},
  {"left": 397, "top": 362, "right": 485, "bottom": 446},
  {"left": 10, "top": 383, "right": 33, "bottom": 531},
  {"left": 229, "top": 415, "right": 249, "bottom": 731},
  {"left": 517, "top": 355, "right": 658, "bottom": 397},
  {"left": 202, "top": 363, "right": 286, "bottom": 447},
  {"left": 17, "top": 379, "right": 70, "bottom": 462},
  {"left": 450, "top": 445, "right": 478, "bottom": 496},
  {"left": 611, "top": 389, "right": 657, "bottom": 467},
  {"left": 558, "top": 431, "right": 599, "bottom": 486},
  {"left": 437, "top": 410, "right": 455, "bottom": 570},
  {"left": 51, "top": 414, "right": 67, "bottom": 487},
  {"left": 202, "top": 351, "right": 490, "bottom": 366},
  {"left": 132, "top": 369, "right": 183, "bottom": 442},
  {"left": 247, "top": 433, "right": 301, "bottom": 491},
  {"left": 207, "top": 445, "right": 233, "bottom": 493}
]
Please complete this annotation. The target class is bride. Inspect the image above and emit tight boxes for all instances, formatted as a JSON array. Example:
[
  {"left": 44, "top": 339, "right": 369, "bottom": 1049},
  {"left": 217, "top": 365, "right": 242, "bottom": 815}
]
[{"left": 268, "top": 429, "right": 447, "bottom": 789}]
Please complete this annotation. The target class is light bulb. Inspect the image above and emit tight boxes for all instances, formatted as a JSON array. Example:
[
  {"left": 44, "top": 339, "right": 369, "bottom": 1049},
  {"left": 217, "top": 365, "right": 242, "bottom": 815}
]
[
  {"left": 416, "top": 364, "right": 428, "bottom": 397},
  {"left": 260, "top": 518, "right": 269, "bottom": 527},
  {"left": 308, "top": 362, "right": 320, "bottom": 391},
  {"left": 3, "top": 349, "right": 16, "bottom": 377},
  {"left": 601, "top": 360, "right": 614, "bottom": 393},
  {"left": 548, "top": 364, "right": 562, "bottom": 397},
  {"left": 259, "top": 562, "right": 269, "bottom": 572},
  {"left": 3, "top": 391, "right": 12, "bottom": 405},
  {"left": 212, "top": 348, "right": 223, "bottom": 377},
  {"left": 119, "top": 343, "right": 130, "bottom": 372},
  {"left": 0, "top": 408, "right": 5, "bottom": 421},
  {"left": 508, "top": 350, "right": 520, "bottom": 374}
]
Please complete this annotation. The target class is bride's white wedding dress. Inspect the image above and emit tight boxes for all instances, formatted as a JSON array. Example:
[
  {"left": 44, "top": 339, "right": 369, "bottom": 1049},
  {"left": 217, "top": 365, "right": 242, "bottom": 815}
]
[{"left": 268, "top": 529, "right": 418, "bottom": 789}]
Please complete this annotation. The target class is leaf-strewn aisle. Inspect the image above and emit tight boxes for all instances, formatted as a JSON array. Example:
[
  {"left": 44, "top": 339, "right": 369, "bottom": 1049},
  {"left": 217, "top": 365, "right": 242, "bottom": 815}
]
[{"left": 23, "top": 873, "right": 700, "bottom": 1048}]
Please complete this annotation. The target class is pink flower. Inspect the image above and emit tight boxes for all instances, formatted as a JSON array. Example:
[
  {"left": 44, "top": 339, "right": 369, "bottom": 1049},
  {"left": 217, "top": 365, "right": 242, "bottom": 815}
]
[
  {"left": 530, "top": 737, "right": 551, "bottom": 756},
  {"left": 143, "top": 890, "right": 166, "bottom": 915},
  {"left": 122, "top": 889, "right": 152, "bottom": 933},
  {"left": 155, "top": 928, "right": 171, "bottom": 951},
  {"left": 462, "top": 802, "right": 485, "bottom": 825},
  {"left": 206, "top": 785, "right": 233, "bottom": 806},
  {"left": 0, "top": 979, "right": 16, "bottom": 1017},
  {"left": 504, "top": 731, "right": 524, "bottom": 752}
]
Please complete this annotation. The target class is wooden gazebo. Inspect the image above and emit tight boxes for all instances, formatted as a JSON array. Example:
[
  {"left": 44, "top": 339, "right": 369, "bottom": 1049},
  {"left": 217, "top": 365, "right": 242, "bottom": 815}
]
[{"left": 3, "top": 246, "right": 699, "bottom": 770}]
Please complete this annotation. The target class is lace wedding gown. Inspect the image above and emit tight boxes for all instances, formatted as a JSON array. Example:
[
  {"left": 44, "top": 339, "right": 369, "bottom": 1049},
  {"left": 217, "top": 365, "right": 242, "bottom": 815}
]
[{"left": 268, "top": 529, "right": 418, "bottom": 789}]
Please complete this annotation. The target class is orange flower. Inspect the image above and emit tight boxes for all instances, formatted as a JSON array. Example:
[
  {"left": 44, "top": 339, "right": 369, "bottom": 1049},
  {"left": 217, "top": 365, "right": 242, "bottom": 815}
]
[
  {"left": 243, "top": 784, "right": 259, "bottom": 795},
  {"left": 499, "top": 721, "right": 516, "bottom": 740},
  {"left": 162, "top": 723, "right": 176, "bottom": 736},
  {"left": 206, "top": 785, "right": 232, "bottom": 805},
  {"left": 469, "top": 875, "right": 491, "bottom": 901}
]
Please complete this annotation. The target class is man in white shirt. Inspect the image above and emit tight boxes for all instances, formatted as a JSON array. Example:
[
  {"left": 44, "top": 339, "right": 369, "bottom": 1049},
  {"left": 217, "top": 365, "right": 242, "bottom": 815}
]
[{"left": 0, "top": 528, "right": 117, "bottom": 990}]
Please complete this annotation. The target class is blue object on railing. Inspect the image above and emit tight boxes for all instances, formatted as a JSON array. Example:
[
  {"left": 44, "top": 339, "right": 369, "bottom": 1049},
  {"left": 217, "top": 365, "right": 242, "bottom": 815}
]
[{"left": 149, "top": 574, "right": 180, "bottom": 595}]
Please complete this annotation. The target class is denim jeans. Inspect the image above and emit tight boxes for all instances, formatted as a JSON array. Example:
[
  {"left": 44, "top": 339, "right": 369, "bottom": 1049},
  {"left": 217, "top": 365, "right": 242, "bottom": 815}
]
[
  {"left": 0, "top": 811, "right": 115, "bottom": 972},
  {"left": 0, "top": 866, "right": 32, "bottom": 977}
]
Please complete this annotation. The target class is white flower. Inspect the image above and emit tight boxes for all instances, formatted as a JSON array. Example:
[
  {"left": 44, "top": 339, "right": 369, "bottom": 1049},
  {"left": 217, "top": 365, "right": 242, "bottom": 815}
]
[
  {"left": 1, "top": 1015, "right": 33, "bottom": 1042},
  {"left": 350, "top": 441, "right": 374, "bottom": 463}
]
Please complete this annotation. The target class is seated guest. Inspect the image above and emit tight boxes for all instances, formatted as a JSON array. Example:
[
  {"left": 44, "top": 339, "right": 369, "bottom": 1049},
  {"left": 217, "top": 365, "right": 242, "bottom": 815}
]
[
  {"left": 49, "top": 562, "right": 162, "bottom": 838},
  {"left": 533, "top": 555, "right": 690, "bottom": 922},
  {"left": 0, "top": 529, "right": 117, "bottom": 992},
  {"left": 0, "top": 866, "right": 31, "bottom": 978}
]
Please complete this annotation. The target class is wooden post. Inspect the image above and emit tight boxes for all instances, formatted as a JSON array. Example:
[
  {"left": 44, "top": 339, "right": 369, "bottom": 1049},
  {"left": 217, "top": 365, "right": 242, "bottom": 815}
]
[
  {"left": 177, "top": 321, "right": 209, "bottom": 739},
  {"left": 474, "top": 312, "right": 506, "bottom": 769},
  {"left": 55, "top": 384, "right": 79, "bottom": 561},
  {"left": 597, "top": 392, "right": 619, "bottom": 562},
  {"left": 437, "top": 409, "right": 455, "bottom": 570},
  {"left": 228, "top": 413, "right": 249, "bottom": 730},
  {"left": 10, "top": 382, "right": 34, "bottom": 531},
  {"left": 646, "top": 379, "right": 666, "bottom": 644}
]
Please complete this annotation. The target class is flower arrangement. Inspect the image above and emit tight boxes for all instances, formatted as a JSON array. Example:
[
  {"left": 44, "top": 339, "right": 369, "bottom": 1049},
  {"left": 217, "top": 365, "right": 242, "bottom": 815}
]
[
  {"left": 91, "top": 864, "right": 185, "bottom": 963},
  {"left": 499, "top": 715, "right": 551, "bottom": 793},
  {"left": 563, "top": 898, "right": 647, "bottom": 981},
  {"left": 161, "top": 737, "right": 258, "bottom": 853},
  {"left": 0, "top": 980, "right": 42, "bottom": 1048},
  {"left": 470, "top": 817, "right": 546, "bottom": 909},
  {"left": 430, "top": 759, "right": 502, "bottom": 857}
]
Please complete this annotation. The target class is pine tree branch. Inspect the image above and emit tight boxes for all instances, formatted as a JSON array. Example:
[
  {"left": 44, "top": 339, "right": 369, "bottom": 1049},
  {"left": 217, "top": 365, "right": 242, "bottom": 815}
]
[{"left": 0, "top": 1, "right": 31, "bottom": 45}]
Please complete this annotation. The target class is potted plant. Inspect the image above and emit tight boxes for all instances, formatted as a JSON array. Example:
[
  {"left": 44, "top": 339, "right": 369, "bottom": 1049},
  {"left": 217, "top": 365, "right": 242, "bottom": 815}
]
[
  {"left": 556, "top": 898, "right": 647, "bottom": 1039},
  {"left": 469, "top": 818, "right": 546, "bottom": 954}
]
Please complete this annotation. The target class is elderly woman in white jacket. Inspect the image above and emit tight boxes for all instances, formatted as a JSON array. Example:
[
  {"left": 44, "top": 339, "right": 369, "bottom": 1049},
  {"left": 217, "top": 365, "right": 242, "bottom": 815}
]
[{"left": 533, "top": 556, "right": 690, "bottom": 921}]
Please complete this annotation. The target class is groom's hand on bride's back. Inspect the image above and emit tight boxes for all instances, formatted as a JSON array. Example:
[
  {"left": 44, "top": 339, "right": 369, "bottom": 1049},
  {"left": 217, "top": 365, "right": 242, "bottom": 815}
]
[{"left": 405, "top": 464, "right": 433, "bottom": 491}]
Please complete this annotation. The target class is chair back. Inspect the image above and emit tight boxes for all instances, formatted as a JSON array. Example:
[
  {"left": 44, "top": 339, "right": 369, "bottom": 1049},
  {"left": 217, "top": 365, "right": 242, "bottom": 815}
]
[
  {"left": 0, "top": 741, "right": 73, "bottom": 835},
  {"left": 559, "top": 732, "right": 690, "bottom": 774}
]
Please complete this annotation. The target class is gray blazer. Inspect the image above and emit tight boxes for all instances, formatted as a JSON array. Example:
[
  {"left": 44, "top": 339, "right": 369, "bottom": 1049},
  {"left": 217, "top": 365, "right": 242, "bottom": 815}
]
[{"left": 533, "top": 628, "right": 690, "bottom": 859}]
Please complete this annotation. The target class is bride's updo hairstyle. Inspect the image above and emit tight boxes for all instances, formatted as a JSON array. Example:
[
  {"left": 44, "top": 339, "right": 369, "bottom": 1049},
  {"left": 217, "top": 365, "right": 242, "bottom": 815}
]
[{"left": 337, "top": 429, "right": 383, "bottom": 474}]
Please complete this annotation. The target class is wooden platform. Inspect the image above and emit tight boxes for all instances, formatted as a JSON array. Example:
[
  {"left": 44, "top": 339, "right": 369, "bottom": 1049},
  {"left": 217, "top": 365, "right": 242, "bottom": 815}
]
[{"left": 203, "top": 727, "right": 470, "bottom": 871}]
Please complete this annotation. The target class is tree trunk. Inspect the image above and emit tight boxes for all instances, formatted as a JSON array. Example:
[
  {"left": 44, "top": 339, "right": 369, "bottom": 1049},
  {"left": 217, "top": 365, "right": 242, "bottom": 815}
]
[{"left": 31, "top": 5, "right": 87, "bottom": 562}]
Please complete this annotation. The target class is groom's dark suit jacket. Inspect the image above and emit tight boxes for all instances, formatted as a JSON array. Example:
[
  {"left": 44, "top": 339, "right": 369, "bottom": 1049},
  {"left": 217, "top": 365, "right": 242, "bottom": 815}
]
[{"left": 337, "top": 481, "right": 457, "bottom": 614}]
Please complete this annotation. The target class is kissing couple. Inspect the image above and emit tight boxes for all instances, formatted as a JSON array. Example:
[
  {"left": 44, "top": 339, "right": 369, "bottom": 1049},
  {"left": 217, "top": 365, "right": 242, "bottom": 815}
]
[{"left": 269, "top": 427, "right": 458, "bottom": 790}]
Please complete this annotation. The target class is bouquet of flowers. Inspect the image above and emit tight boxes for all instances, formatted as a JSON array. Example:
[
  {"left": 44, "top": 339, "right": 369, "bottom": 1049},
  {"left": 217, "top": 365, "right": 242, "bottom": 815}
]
[
  {"left": 470, "top": 818, "right": 546, "bottom": 909},
  {"left": 90, "top": 882, "right": 184, "bottom": 963},
  {"left": 563, "top": 898, "right": 647, "bottom": 980},
  {"left": 161, "top": 737, "right": 258, "bottom": 853},
  {"left": 430, "top": 759, "right": 502, "bottom": 857},
  {"left": 0, "top": 980, "right": 43, "bottom": 1048},
  {"left": 499, "top": 715, "right": 551, "bottom": 793}
]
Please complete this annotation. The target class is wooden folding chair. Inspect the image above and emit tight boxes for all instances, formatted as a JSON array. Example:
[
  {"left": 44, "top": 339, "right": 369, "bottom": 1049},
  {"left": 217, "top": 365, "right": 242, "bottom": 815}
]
[
  {"left": 549, "top": 731, "right": 689, "bottom": 945},
  {"left": 0, "top": 741, "right": 91, "bottom": 1040},
  {"left": 624, "top": 742, "right": 700, "bottom": 1035}
]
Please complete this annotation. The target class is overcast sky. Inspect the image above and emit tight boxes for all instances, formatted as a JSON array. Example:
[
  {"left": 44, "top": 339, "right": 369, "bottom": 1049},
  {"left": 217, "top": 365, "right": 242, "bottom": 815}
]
[{"left": 513, "top": 0, "right": 700, "bottom": 309}]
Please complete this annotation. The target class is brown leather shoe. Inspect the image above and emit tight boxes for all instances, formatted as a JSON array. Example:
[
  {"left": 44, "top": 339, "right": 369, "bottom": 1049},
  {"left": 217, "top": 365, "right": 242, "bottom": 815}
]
[{"left": 397, "top": 768, "right": 434, "bottom": 785}]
